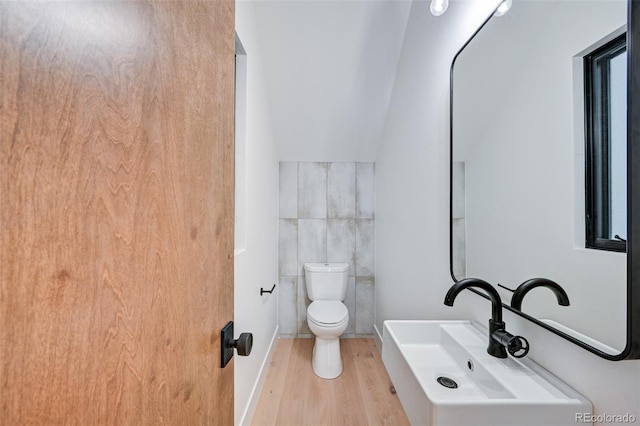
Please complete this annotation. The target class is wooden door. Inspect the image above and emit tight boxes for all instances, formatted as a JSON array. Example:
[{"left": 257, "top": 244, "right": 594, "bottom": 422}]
[{"left": 0, "top": 1, "right": 235, "bottom": 424}]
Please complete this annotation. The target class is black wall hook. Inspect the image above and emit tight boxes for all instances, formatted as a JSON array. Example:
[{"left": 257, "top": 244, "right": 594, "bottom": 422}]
[{"left": 260, "top": 284, "right": 276, "bottom": 295}]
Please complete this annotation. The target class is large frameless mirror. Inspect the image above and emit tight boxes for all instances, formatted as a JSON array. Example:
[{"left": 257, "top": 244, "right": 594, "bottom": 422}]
[{"left": 450, "top": 0, "right": 640, "bottom": 359}]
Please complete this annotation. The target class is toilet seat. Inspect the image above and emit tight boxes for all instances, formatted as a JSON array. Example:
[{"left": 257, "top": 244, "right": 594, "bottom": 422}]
[{"left": 307, "top": 301, "right": 348, "bottom": 326}]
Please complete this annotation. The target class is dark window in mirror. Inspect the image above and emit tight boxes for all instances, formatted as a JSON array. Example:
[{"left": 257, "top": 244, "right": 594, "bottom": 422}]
[{"left": 584, "top": 33, "right": 627, "bottom": 253}]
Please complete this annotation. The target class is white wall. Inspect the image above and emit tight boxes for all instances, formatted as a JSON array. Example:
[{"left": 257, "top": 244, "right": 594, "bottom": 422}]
[
  {"left": 252, "top": 0, "right": 411, "bottom": 162},
  {"left": 235, "top": 3, "right": 279, "bottom": 425},
  {"left": 376, "top": 0, "right": 640, "bottom": 423},
  {"left": 376, "top": 0, "right": 498, "bottom": 332}
]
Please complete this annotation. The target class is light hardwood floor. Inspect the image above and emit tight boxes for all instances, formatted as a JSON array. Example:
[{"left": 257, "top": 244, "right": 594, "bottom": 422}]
[{"left": 252, "top": 338, "right": 410, "bottom": 426}]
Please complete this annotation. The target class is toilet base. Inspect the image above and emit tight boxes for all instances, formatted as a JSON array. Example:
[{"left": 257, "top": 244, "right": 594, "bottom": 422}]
[{"left": 312, "top": 336, "right": 343, "bottom": 379}]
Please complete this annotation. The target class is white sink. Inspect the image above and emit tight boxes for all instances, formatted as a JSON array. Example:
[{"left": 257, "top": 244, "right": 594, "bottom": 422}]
[{"left": 382, "top": 320, "right": 592, "bottom": 426}]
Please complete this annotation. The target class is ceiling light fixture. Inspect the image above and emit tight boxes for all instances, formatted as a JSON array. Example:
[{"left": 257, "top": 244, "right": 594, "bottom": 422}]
[
  {"left": 430, "top": 0, "right": 449, "bottom": 16},
  {"left": 494, "top": 0, "right": 512, "bottom": 17}
]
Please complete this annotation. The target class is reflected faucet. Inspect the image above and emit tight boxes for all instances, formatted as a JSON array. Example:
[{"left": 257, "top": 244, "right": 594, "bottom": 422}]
[
  {"left": 444, "top": 278, "right": 529, "bottom": 358},
  {"left": 510, "top": 278, "right": 570, "bottom": 311}
]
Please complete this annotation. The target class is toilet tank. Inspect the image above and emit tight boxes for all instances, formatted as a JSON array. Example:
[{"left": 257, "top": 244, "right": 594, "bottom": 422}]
[{"left": 304, "top": 263, "right": 349, "bottom": 301}]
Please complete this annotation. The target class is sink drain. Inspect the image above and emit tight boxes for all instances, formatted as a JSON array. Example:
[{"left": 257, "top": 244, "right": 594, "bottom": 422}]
[{"left": 436, "top": 376, "right": 458, "bottom": 389}]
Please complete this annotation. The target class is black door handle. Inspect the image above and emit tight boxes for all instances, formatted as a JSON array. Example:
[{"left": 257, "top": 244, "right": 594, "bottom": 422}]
[
  {"left": 230, "top": 333, "right": 253, "bottom": 356},
  {"left": 221, "top": 321, "right": 253, "bottom": 367}
]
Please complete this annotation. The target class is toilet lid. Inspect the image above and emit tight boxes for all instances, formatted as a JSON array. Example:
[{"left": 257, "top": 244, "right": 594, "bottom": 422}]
[{"left": 307, "top": 301, "right": 348, "bottom": 325}]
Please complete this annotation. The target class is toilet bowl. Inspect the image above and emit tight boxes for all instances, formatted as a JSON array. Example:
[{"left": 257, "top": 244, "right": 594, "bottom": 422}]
[
  {"left": 307, "top": 300, "right": 349, "bottom": 379},
  {"left": 304, "top": 263, "right": 350, "bottom": 379}
]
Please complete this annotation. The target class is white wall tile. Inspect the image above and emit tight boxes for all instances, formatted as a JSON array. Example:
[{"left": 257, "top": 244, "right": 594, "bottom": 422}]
[
  {"left": 452, "top": 161, "right": 465, "bottom": 219},
  {"left": 344, "top": 276, "right": 356, "bottom": 334},
  {"left": 452, "top": 218, "right": 466, "bottom": 279},
  {"left": 328, "top": 162, "right": 356, "bottom": 218},
  {"left": 355, "top": 219, "right": 375, "bottom": 276},
  {"left": 356, "top": 277, "right": 375, "bottom": 334},
  {"left": 297, "top": 219, "right": 327, "bottom": 275},
  {"left": 279, "top": 219, "right": 298, "bottom": 276},
  {"left": 278, "top": 276, "right": 298, "bottom": 336},
  {"left": 356, "top": 162, "right": 375, "bottom": 219},
  {"left": 298, "top": 162, "right": 327, "bottom": 218},
  {"left": 279, "top": 162, "right": 298, "bottom": 218},
  {"left": 278, "top": 162, "right": 376, "bottom": 337},
  {"left": 297, "top": 275, "right": 311, "bottom": 335},
  {"left": 327, "top": 219, "right": 356, "bottom": 275}
]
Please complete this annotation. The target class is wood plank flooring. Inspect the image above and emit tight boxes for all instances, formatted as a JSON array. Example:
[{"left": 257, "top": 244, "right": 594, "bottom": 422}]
[{"left": 252, "top": 338, "right": 410, "bottom": 426}]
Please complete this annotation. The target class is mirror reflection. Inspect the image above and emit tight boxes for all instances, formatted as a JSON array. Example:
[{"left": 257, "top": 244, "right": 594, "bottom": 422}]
[{"left": 452, "top": 0, "right": 627, "bottom": 354}]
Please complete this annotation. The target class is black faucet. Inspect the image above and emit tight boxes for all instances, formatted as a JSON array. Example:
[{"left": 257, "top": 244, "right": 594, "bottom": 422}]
[
  {"left": 444, "top": 278, "right": 529, "bottom": 358},
  {"left": 510, "top": 278, "right": 570, "bottom": 311}
]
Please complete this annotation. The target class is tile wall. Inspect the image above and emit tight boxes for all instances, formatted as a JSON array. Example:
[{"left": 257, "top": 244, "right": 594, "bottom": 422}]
[
  {"left": 278, "top": 162, "right": 375, "bottom": 337},
  {"left": 452, "top": 161, "right": 466, "bottom": 278}
]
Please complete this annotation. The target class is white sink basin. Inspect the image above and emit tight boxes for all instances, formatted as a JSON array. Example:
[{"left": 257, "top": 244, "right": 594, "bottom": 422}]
[{"left": 382, "top": 320, "right": 592, "bottom": 426}]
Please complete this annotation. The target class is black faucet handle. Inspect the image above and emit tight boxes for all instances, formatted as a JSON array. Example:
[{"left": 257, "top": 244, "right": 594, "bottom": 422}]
[
  {"left": 506, "top": 335, "right": 529, "bottom": 358},
  {"left": 491, "top": 325, "right": 530, "bottom": 359},
  {"left": 497, "top": 283, "right": 516, "bottom": 293}
]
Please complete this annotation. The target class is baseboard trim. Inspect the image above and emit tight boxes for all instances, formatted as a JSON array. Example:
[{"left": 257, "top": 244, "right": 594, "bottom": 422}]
[{"left": 238, "top": 325, "right": 279, "bottom": 426}]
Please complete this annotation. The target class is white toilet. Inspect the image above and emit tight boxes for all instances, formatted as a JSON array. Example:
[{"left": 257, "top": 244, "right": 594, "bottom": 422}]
[{"left": 304, "top": 262, "right": 350, "bottom": 379}]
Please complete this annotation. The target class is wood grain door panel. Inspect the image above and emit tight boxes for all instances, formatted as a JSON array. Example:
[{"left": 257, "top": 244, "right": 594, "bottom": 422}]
[{"left": 1, "top": 2, "right": 234, "bottom": 424}]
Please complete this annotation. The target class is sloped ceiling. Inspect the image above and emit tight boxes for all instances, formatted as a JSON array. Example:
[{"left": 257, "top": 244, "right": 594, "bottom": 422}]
[{"left": 252, "top": 0, "right": 412, "bottom": 162}]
